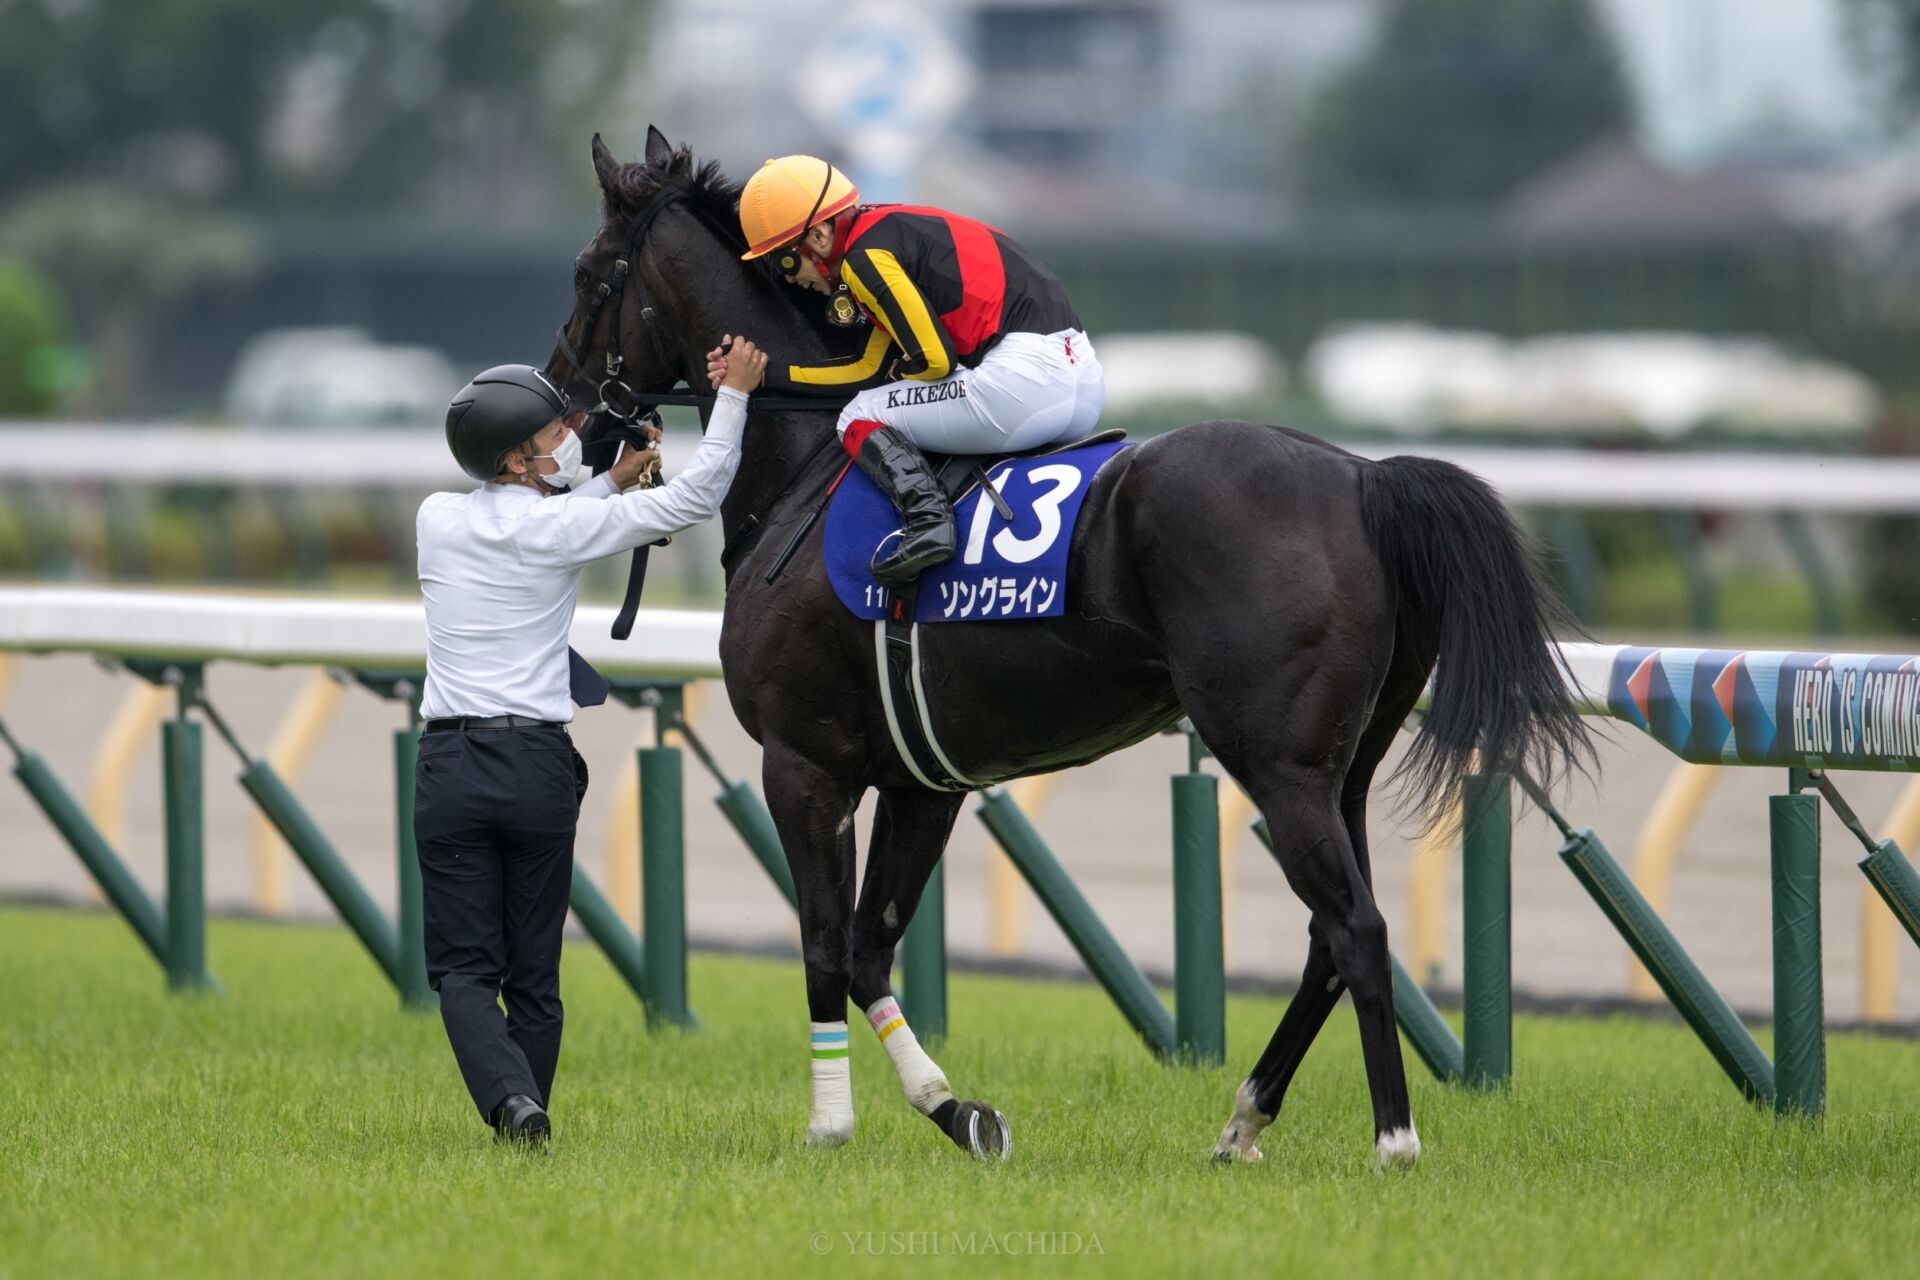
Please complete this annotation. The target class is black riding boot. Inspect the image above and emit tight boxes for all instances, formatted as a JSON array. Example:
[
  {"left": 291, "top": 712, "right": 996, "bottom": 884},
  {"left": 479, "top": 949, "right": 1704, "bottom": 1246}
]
[{"left": 852, "top": 425, "right": 956, "bottom": 586}]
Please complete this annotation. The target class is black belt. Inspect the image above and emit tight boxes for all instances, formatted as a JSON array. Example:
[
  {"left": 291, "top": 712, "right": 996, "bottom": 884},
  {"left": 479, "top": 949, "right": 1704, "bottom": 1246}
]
[{"left": 423, "top": 715, "right": 566, "bottom": 734}]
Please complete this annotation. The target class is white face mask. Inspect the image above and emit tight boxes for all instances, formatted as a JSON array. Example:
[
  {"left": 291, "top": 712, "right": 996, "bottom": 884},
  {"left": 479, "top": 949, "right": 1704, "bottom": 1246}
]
[{"left": 528, "top": 430, "right": 583, "bottom": 490}]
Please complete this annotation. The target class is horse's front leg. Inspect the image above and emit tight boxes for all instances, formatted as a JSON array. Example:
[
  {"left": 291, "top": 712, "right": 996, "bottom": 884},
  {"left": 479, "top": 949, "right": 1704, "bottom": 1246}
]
[
  {"left": 762, "top": 740, "right": 863, "bottom": 1147},
  {"left": 849, "top": 787, "right": 1011, "bottom": 1160}
]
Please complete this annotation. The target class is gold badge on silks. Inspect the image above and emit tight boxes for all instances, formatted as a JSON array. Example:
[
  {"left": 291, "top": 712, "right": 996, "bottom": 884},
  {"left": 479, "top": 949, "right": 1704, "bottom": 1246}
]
[{"left": 825, "top": 286, "right": 861, "bottom": 327}]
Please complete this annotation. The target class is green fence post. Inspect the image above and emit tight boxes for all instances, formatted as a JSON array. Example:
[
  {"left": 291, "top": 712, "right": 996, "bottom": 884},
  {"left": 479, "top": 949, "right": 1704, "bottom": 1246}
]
[
  {"left": 713, "top": 779, "right": 799, "bottom": 909},
  {"left": 1253, "top": 818, "right": 1464, "bottom": 1083},
  {"left": 1859, "top": 839, "right": 1920, "bottom": 952},
  {"left": 161, "top": 683, "right": 212, "bottom": 993},
  {"left": 239, "top": 759, "right": 403, "bottom": 990},
  {"left": 394, "top": 726, "right": 433, "bottom": 1011},
  {"left": 7, "top": 741, "right": 169, "bottom": 971},
  {"left": 1462, "top": 772, "right": 1511, "bottom": 1090},
  {"left": 640, "top": 744, "right": 691, "bottom": 1029},
  {"left": 1172, "top": 763, "right": 1225, "bottom": 1065},
  {"left": 900, "top": 861, "right": 948, "bottom": 1044},
  {"left": 569, "top": 868, "right": 649, "bottom": 1000},
  {"left": 658, "top": 698, "right": 800, "bottom": 910},
  {"left": 1771, "top": 791, "right": 1825, "bottom": 1118},
  {"left": 976, "top": 788, "right": 1178, "bottom": 1056},
  {"left": 1390, "top": 955, "right": 1465, "bottom": 1082},
  {"left": 1557, "top": 826, "right": 1773, "bottom": 1103}
]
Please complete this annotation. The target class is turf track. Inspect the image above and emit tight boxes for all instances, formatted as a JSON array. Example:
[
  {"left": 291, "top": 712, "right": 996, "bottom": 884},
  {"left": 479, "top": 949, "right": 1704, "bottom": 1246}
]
[{"left": 3, "top": 904, "right": 1917, "bottom": 1278}]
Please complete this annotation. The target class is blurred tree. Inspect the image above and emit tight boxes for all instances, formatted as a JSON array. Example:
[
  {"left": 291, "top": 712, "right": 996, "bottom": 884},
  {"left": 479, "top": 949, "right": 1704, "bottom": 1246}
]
[
  {"left": 0, "top": 258, "right": 65, "bottom": 416},
  {"left": 0, "top": 186, "right": 258, "bottom": 414},
  {"left": 1298, "top": 0, "right": 1632, "bottom": 209},
  {"left": 0, "top": 0, "right": 644, "bottom": 214}
]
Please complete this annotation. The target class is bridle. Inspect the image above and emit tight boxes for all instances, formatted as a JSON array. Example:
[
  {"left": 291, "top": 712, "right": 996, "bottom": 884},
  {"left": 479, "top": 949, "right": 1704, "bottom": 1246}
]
[
  {"left": 545, "top": 178, "right": 861, "bottom": 633},
  {"left": 549, "top": 183, "right": 847, "bottom": 420},
  {"left": 550, "top": 185, "right": 686, "bottom": 429}
]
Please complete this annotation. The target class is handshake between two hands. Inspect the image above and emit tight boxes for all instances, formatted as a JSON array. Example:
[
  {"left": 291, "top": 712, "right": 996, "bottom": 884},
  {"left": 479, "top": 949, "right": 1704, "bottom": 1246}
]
[
  {"left": 705, "top": 335, "right": 768, "bottom": 393},
  {"left": 605, "top": 335, "right": 768, "bottom": 490}
]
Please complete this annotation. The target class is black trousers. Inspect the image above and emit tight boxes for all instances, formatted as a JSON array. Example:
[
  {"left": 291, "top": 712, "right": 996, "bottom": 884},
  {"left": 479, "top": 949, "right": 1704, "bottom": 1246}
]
[{"left": 413, "top": 723, "right": 587, "bottom": 1121}]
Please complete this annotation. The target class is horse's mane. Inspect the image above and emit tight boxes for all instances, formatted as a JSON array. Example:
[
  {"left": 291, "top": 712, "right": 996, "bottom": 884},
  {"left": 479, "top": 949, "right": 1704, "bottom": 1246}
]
[
  {"left": 602, "top": 145, "right": 746, "bottom": 250},
  {"left": 598, "top": 139, "right": 860, "bottom": 348}
]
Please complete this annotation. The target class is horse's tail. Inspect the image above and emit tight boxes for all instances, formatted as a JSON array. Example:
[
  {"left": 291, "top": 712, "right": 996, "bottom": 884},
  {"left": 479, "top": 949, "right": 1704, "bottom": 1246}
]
[{"left": 1358, "top": 454, "right": 1594, "bottom": 821}]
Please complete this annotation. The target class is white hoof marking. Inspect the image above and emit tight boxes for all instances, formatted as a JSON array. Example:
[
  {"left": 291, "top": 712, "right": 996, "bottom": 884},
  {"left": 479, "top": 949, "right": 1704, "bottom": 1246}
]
[
  {"left": 807, "top": 1113, "right": 855, "bottom": 1148},
  {"left": 1211, "top": 1079, "right": 1273, "bottom": 1165},
  {"left": 1374, "top": 1125, "right": 1421, "bottom": 1171}
]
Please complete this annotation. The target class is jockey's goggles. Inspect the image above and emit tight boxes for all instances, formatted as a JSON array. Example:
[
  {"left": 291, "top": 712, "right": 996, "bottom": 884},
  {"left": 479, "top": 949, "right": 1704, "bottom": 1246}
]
[
  {"left": 770, "top": 240, "right": 810, "bottom": 280},
  {"left": 767, "top": 162, "right": 840, "bottom": 279}
]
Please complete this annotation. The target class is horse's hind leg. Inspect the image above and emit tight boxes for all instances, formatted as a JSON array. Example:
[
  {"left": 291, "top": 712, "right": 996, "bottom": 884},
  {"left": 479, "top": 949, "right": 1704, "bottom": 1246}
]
[
  {"left": 761, "top": 740, "right": 863, "bottom": 1147},
  {"left": 1155, "top": 569, "right": 1415, "bottom": 1169},
  {"left": 1212, "top": 923, "right": 1341, "bottom": 1164},
  {"left": 848, "top": 787, "right": 1011, "bottom": 1159},
  {"left": 1228, "top": 748, "right": 1415, "bottom": 1168},
  {"left": 1212, "top": 649, "right": 1428, "bottom": 1166}
]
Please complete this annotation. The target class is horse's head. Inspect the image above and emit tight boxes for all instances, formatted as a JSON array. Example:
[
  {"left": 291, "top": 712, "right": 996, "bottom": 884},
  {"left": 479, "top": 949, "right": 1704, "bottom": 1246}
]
[
  {"left": 542, "top": 125, "right": 813, "bottom": 422},
  {"left": 542, "top": 126, "right": 705, "bottom": 416}
]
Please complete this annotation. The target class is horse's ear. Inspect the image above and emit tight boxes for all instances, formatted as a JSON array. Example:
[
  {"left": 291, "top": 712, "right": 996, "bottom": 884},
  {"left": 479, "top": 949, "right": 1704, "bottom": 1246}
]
[
  {"left": 644, "top": 124, "right": 674, "bottom": 170},
  {"left": 591, "top": 132, "right": 619, "bottom": 193}
]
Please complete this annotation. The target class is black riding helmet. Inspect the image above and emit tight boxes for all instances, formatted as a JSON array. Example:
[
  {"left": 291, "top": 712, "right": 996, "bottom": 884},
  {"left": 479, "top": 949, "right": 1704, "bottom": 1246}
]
[{"left": 445, "top": 364, "right": 566, "bottom": 482}]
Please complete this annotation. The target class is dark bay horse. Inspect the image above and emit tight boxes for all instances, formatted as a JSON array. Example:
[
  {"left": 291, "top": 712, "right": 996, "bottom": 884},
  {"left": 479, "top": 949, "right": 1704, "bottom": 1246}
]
[{"left": 544, "top": 128, "right": 1592, "bottom": 1167}]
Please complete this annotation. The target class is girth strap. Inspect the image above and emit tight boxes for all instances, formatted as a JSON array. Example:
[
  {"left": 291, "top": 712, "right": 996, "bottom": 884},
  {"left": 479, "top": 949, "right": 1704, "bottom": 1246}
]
[{"left": 873, "top": 585, "right": 980, "bottom": 793}]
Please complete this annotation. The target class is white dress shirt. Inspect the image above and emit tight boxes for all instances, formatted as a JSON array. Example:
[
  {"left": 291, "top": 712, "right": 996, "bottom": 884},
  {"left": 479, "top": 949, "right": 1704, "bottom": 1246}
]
[{"left": 417, "top": 388, "right": 748, "bottom": 722}]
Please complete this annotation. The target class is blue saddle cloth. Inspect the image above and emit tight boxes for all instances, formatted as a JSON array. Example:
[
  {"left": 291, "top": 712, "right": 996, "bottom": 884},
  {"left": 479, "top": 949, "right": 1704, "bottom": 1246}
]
[{"left": 824, "top": 440, "right": 1130, "bottom": 623}]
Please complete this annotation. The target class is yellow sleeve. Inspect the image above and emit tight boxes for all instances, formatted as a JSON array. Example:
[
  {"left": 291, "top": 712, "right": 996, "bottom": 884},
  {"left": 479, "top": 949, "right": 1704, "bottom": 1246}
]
[
  {"left": 841, "top": 248, "right": 958, "bottom": 382},
  {"left": 775, "top": 326, "right": 893, "bottom": 391}
]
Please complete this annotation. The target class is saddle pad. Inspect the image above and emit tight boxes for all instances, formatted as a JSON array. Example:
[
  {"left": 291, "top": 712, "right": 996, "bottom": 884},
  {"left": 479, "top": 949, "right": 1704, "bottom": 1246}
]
[{"left": 825, "top": 440, "right": 1130, "bottom": 622}]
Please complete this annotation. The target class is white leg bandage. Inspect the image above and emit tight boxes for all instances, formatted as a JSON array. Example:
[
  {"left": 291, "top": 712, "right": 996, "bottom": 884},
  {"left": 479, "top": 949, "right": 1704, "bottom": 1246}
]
[
  {"left": 807, "top": 1021, "right": 854, "bottom": 1147},
  {"left": 865, "top": 996, "right": 954, "bottom": 1115}
]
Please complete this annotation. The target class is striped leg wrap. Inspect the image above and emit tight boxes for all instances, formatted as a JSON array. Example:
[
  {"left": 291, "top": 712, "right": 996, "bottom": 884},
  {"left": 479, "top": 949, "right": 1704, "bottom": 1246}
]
[
  {"left": 865, "top": 996, "right": 954, "bottom": 1116},
  {"left": 808, "top": 1021, "right": 854, "bottom": 1147}
]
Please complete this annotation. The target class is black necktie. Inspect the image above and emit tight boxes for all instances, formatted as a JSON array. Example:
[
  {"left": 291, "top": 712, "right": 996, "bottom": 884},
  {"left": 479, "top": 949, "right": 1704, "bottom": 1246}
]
[{"left": 568, "top": 646, "right": 610, "bottom": 707}]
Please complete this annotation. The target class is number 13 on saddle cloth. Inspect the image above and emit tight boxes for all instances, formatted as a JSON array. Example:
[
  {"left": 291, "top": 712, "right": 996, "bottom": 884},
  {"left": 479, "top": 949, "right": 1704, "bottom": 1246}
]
[{"left": 823, "top": 439, "right": 1131, "bottom": 623}]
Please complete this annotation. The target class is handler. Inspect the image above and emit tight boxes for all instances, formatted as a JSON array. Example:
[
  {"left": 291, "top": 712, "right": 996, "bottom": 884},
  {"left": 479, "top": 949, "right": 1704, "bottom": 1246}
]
[{"left": 416, "top": 343, "right": 766, "bottom": 1145}]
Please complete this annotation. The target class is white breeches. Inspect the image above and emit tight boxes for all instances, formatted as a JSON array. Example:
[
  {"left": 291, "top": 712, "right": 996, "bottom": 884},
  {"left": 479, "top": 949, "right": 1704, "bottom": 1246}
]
[{"left": 836, "top": 329, "right": 1105, "bottom": 455}]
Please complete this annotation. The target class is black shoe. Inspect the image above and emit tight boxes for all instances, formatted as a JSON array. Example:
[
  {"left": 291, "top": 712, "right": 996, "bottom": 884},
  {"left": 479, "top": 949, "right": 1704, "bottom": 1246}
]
[
  {"left": 492, "top": 1094, "right": 550, "bottom": 1147},
  {"left": 852, "top": 425, "right": 956, "bottom": 586}
]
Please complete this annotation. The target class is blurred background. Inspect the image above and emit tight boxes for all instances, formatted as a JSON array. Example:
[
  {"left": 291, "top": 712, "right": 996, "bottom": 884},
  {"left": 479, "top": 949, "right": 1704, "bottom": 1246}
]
[
  {"left": 11, "top": 0, "right": 1920, "bottom": 1020},
  {"left": 4, "top": 0, "right": 1920, "bottom": 632}
]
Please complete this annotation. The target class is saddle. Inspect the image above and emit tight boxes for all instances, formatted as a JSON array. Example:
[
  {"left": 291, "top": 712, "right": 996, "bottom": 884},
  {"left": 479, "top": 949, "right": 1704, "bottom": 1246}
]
[
  {"left": 848, "top": 427, "right": 1130, "bottom": 792},
  {"left": 928, "top": 427, "right": 1128, "bottom": 511}
]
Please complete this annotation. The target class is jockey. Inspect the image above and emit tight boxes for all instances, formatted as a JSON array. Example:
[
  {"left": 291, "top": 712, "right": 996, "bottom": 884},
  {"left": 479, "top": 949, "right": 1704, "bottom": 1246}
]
[{"left": 726, "top": 154, "right": 1104, "bottom": 586}]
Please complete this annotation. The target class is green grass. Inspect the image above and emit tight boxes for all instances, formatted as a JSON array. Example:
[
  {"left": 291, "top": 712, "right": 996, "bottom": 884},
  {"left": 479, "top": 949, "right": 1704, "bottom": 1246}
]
[{"left": 4, "top": 904, "right": 1918, "bottom": 1279}]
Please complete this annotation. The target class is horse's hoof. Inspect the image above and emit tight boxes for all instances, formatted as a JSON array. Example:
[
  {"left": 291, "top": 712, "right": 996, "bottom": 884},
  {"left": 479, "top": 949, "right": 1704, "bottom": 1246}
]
[
  {"left": 807, "top": 1113, "right": 855, "bottom": 1148},
  {"left": 950, "top": 1101, "right": 1011, "bottom": 1161},
  {"left": 1374, "top": 1126, "right": 1421, "bottom": 1172},
  {"left": 1210, "top": 1137, "right": 1263, "bottom": 1165},
  {"left": 1212, "top": 1079, "right": 1271, "bottom": 1165}
]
